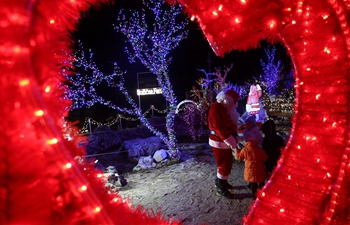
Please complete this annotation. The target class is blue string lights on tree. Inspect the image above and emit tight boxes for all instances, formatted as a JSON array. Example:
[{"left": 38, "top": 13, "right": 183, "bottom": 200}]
[
  {"left": 61, "top": 41, "right": 120, "bottom": 110},
  {"left": 259, "top": 46, "right": 283, "bottom": 95},
  {"left": 62, "top": 0, "right": 188, "bottom": 155},
  {"left": 61, "top": 43, "right": 180, "bottom": 153},
  {"left": 257, "top": 46, "right": 295, "bottom": 114},
  {"left": 113, "top": 0, "right": 189, "bottom": 153}
]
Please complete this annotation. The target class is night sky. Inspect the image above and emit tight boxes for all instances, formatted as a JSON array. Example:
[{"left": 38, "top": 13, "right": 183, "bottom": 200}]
[{"left": 69, "top": 0, "right": 293, "bottom": 123}]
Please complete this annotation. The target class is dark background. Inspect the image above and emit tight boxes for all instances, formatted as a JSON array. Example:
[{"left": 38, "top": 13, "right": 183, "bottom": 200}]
[{"left": 67, "top": 0, "right": 293, "bottom": 126}]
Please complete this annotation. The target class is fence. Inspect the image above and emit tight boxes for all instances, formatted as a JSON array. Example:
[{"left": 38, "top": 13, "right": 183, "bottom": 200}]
[{"left": 80, "top": 105, "right": 169, "bottom": 134}]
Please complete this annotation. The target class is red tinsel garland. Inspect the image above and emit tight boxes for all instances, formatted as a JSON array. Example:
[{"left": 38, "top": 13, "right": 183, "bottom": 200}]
[
  {"left": 2, "top": 0, "right": 350, "bottom": 224},
  {"left": 0, "top": 0, "right": 180, "bottom": 224},
  {"left": 173, "top": 0, "right": 350, "bottom": 224}
]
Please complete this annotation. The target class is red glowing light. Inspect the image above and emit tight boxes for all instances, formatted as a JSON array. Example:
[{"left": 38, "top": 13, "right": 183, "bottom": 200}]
[
  {"left": 269, "top": 20, "right": 276, "bottom": 28},
  {"left": 19, "top": 79, "right": 30, "bottom": 86},
  {"left": 45, "top": 85, "right": 51, "bottom": 93},
  {"left": 34, "top": 110, "right": 44, "bottom": 116},
  {"left": 80, "top": 185, "right": 87, "bottom": 192},
  {"left": 46, "top": 138, "right": 58, "bottom": 145}
]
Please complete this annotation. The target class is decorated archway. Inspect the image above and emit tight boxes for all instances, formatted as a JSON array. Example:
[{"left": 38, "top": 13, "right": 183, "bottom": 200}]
[
  {"left": 1, "top": 0, "right": 349, "bottom": 225},
  {"left": 173, "top": 0, "right": 350, "bottom": 224},
  {"left": 175, "top": 100, "right": 199, "bottom": 114}
]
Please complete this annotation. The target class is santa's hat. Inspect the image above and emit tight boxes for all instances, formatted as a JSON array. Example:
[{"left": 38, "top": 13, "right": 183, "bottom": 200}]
[{"left": 216, "top": 89, "right": 240, "bottom": 104}]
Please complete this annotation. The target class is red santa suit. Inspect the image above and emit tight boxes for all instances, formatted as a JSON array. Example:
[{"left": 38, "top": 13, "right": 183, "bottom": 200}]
[
  {"left": 208, "top": 90, "right": 240, "bottom": 181},
  {"left": 246, "top": 84, "right": 262, "bottom": 116}
]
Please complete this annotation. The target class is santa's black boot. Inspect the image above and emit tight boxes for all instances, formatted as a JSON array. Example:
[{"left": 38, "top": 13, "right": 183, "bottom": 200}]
[
  {"left": 215, "top": 178, "right": 234, "bottom": 189},
  {"left": 215, "top": 178, "right": 234, "bottom": 199}
]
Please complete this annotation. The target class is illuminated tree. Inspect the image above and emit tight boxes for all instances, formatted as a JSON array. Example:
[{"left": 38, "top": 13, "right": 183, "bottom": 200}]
[
  {"left": 61, "top": 41, "right": 120, "bottom": 110},
  {"left": 193, "top": 64, "right": 250, "bottom": 113},
  {"left": 257, "top": 46, "right": 295, "bottom": 115},
  {"left": 114, "top": 0, "right": 188, "bottom": 152},
  {"left": 259, "top": 46, "right": 283, "bottom": 95},
  {"left": 63, "top": 0, "right": 188, "bottom": 154}
]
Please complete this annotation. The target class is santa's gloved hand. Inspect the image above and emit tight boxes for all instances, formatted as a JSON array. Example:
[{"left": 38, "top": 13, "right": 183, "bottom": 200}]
[{"left": 223, "top": 135, "right": 237, "bottom": 150}]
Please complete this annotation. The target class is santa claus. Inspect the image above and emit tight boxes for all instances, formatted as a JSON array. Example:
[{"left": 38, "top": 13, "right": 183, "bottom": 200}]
[{"left": 208, "top": 89, "right": 240, "bottom": 199}]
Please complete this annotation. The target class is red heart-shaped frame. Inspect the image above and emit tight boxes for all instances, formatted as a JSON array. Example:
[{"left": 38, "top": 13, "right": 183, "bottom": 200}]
[
  {"left": 1, "top": 0, "right": 349, "bottom": 224},
  {"left": 173, "top": 0, "right": 350, "bottom": 224}
]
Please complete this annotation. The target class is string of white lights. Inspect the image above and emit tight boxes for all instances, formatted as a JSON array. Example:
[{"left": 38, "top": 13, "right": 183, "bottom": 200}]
[{"left": 80, "top": 105, "right": 175, "bottom": 133}]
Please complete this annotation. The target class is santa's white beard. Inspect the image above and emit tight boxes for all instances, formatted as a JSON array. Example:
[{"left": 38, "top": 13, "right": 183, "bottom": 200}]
[
  {"left": 229, "top": 108, "right": 240, "bottom": 126},
  {"left": 223, "top": 104, "right": 239, "bottom": 126}
]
